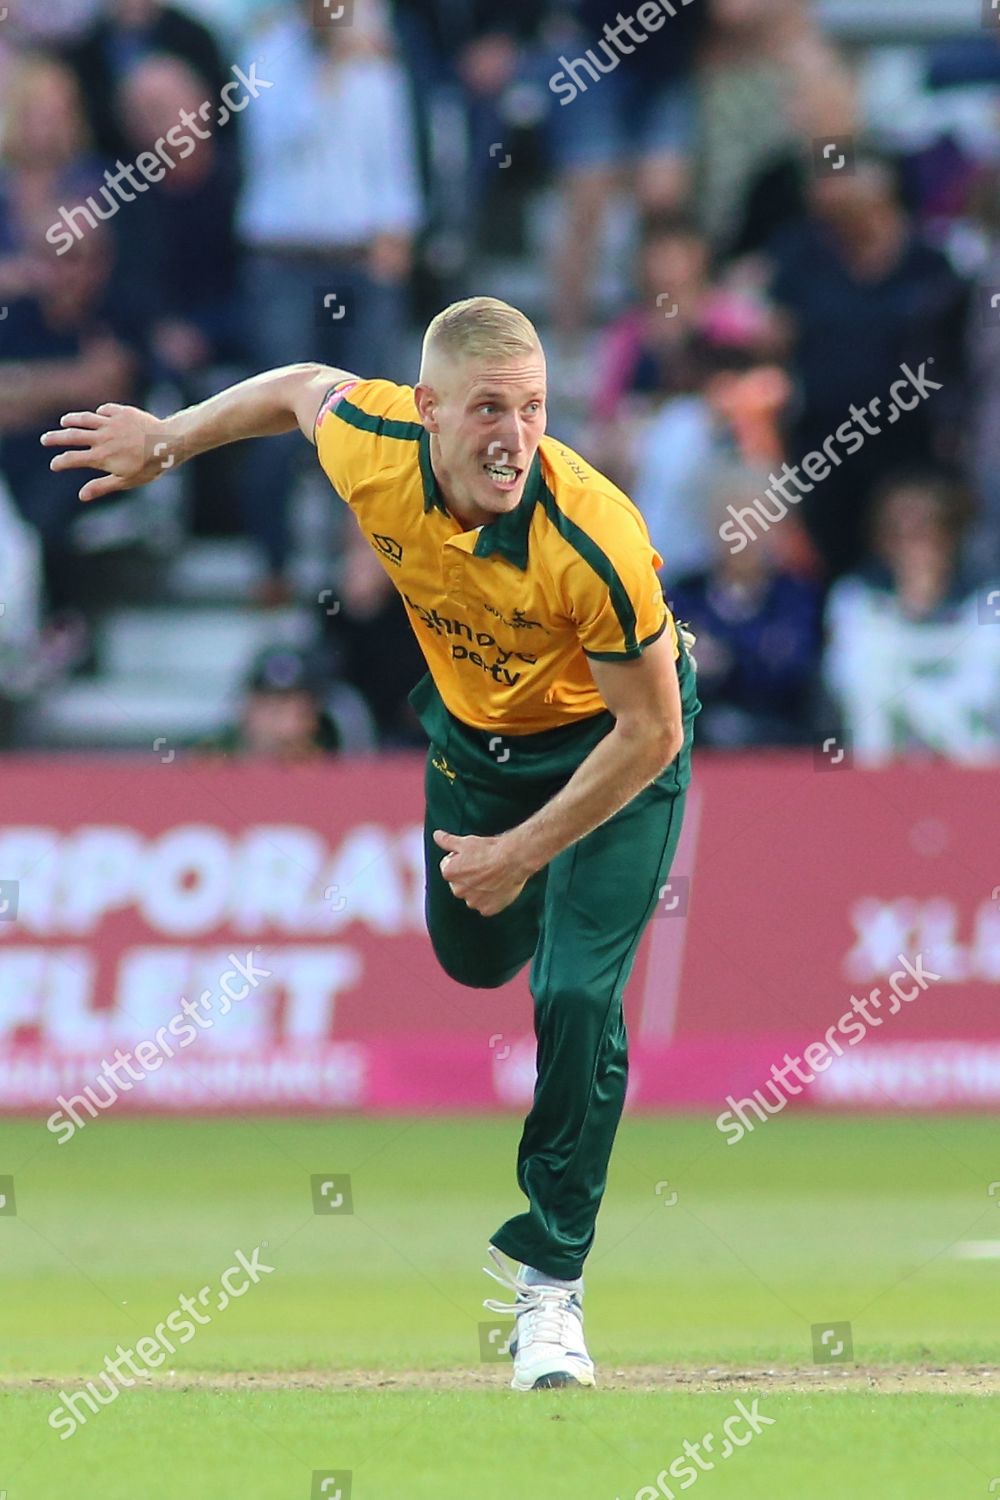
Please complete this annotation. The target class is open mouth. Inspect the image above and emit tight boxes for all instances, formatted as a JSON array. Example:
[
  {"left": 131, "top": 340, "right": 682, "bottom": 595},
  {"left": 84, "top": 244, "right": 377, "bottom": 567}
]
[{"left": 483, "top": 460, "right": 522, "bottom": 491}]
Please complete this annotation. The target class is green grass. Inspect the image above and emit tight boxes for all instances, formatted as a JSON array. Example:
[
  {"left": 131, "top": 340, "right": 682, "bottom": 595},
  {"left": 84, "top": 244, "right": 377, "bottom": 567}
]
[
  {"left": 3, "top": 1388, "right": 998, "bottom": 1500},
  {"left": 2, "top": 1114, "right": 998, "bottom": 1497}
]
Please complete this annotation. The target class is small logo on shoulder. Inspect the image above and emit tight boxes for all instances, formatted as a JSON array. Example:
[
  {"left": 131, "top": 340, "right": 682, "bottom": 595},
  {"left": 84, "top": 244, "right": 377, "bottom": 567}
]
[
  {"left": 372, "top": 533, "right": 403, "bottom": 566},
  {"left": 557, "top": 447, "right": 590, "bottom": 483},
  {"left": 317, "top": 379, "right": 359, "bottom": 425}
]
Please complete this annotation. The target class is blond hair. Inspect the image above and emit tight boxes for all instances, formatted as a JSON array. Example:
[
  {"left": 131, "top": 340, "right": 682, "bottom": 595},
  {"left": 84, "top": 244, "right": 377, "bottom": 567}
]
[{"left": 420, "top": 296, "right": 541, "bottom": 379}]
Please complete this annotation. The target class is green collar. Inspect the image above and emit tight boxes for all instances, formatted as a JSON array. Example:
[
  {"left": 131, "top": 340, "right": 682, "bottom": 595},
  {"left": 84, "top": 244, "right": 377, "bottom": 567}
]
[
  {"left": 419, "top": 429, "right": 449, "bottom": 516},
  {"left": 419, "top": 431, "right": 542, "bottom": 572}
]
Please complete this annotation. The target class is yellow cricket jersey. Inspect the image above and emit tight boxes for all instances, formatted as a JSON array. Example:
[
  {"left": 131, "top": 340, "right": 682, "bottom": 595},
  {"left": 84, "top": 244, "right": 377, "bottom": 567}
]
[{"left": 314, "top": 378, "right": 678, "bottom": 734}]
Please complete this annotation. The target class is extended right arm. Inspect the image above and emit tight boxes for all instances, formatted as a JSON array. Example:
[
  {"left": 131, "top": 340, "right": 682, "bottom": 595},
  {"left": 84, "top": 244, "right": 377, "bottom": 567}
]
[{"left": 40, "top": 361, "right": 355, "bottom": 502}]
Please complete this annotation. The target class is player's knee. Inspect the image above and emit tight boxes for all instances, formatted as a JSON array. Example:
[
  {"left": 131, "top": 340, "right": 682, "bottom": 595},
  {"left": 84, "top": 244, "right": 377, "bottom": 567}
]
[
  {"left": 432, "top": 937, "right": 525, "bottom": 990},
  {"left": 536, "top": 978, "right": 614, "bottom": 1023},
  {"left": 457, "top": 965, "right": 521, "bottom": 990},
  {"left": 440, "top": 956, "right": 524, "bottom": 990}
]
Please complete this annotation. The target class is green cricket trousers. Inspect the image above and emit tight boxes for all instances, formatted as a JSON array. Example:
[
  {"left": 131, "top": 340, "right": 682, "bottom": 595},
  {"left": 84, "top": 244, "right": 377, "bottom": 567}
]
[{"left": 409, "top": 640, "right": 700, "bottom": 1280}]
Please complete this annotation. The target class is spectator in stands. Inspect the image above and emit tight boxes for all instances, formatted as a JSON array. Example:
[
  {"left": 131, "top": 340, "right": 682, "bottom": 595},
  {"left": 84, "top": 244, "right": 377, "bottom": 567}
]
[
  {"left": 592, "top": 213, "right": 713, "bottom": 424},
  {"left": 392, "top": 0, "right": 542, "bottom": 146},
  {"left": 390, "top": 0, "right": 545, "bottom": 246},
  {"left": 587, "top": 212, "right": 714, "bottom": 488},
  {"left": 237, "top": 0, "right": 422, "bottom": 604},
  {"left": 0, "top": 55, "right": 136, "bottom": 665},
  {"left": 0, "top": 217, "right": 136, "bottom": 656},
  {"left": 876, "top": 29, "right": 1000, "bottom": 257},
  {"left": 587, "top": 211, "right": 779, "bottom": 488},
  {"left": 823, "top": 472, "right": 1000, "bottom": 766},
  {"left": 113, "top": 53, "right": 242, "bottom": 382},
  {"left": 547, "top": 0, "right": 709, "bottom": 337},
  {"left": 669, "top": 464, "right": 823, "bottom": 747},
  {"left": 324, "top": 519, "right": 427, "bottom": 748},
  {"left": 62, "top": 0, "right": 231, "bottom": 161},
  {"left": 631, "top": 348, "right": 795, "bottom": 582},
  {"left": 0, "top": 0, "right": 101, "bottom": 47},
  {"left": 0, "top": 53, "right": 104, "bottom": 305},
  {"left": 0, "top": 473, "right": 44, "bottom": 702},
  {"left": 700, "top": 0, "right": 856, "bottom": 257},
  {"left": 202, "top": 645, "right": 341, "bottom": 760},
  {"left": 768, "top": 155, "right": 968, "bottom": 578},
  {"left": 964, "top": 239, "right": 1000, "bottom": 571}
]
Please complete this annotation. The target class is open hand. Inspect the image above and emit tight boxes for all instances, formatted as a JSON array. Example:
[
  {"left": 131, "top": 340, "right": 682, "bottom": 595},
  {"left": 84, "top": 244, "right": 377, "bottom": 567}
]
[
  {"left": 40, "top": 405, "right": 183, "bottom": 503},
  {"left": 433, "top": 829, "right": 531, "bottom": 917}
]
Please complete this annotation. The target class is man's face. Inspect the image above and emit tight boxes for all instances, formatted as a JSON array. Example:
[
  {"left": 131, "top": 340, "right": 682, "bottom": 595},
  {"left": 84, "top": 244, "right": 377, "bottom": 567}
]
[
  {"left": 119, "top": 60, "right": 206, "bottom": 153},
  {"left": 115, "top": 0, "right": 160, "bottom": 26},
  {"left": 416, "top": 351, "right": 547, "bottom": 524},
  {"left": 641, "top": 232, "right": 706, "bottom": 305},
  {"left": 243, "top": 691, "right": 319, "bottom": 758},
  {"left": 876, "top": 489, "right": 951, "bottom": 571}
]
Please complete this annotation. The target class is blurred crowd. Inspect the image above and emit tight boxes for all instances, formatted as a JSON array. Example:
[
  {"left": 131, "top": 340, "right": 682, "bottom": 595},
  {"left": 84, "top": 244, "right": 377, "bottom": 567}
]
[{"left": 0, "top": 0, "right": 999, "bottom": 763}]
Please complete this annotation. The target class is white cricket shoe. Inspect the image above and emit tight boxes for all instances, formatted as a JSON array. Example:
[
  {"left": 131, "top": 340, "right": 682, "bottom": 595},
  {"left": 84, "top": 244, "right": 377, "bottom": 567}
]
[{"left": 483, "top": 1246, "right": 596, "bottom": 1390}]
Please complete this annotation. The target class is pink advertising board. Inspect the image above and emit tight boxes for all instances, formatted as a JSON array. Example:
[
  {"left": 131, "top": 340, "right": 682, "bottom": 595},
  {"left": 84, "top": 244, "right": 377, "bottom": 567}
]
[{"left": 0, "top": 755, "right": 995, "bottom": 1115}]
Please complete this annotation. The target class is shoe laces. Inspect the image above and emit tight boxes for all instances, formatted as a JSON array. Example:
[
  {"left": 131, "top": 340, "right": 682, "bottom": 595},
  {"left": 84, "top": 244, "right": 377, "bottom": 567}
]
[{"left": 482, "top": 1246, "right": 583, "bottom": 1350}]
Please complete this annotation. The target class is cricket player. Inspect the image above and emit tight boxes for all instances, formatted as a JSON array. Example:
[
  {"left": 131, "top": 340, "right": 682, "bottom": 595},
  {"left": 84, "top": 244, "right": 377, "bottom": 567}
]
[{"left": 42, "top": 296, "right": 699, "bottom": 1391}]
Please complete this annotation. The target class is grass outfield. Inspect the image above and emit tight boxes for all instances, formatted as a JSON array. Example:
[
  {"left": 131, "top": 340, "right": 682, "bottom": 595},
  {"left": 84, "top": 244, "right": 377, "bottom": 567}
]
[{"left": 1, "top": 1114, "right": 998, "bottom": 1497}]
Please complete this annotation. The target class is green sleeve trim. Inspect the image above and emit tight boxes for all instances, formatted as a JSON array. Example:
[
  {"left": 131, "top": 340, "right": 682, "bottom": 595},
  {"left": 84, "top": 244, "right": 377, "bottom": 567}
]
[
  {"left": 583, "top": 615, "right": 670, "bottom": 661},
  {"left": 537, "top": 481, "right": 641, "bottom": 652},
  {"left": 329, "top": 393, "right": 423, "bottom": 442}
]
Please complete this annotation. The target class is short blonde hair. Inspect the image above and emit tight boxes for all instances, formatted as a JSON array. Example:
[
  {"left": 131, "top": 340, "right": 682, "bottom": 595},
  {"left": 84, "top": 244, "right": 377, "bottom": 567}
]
[{"left": 420, "top": 296, "right": 541, "bottom": 378}]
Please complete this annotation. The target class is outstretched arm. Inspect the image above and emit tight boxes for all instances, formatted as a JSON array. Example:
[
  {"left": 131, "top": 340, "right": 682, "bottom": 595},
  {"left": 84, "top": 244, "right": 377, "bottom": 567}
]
[{"left": 40, "top": 361, "right": 355, "bottom": 503}]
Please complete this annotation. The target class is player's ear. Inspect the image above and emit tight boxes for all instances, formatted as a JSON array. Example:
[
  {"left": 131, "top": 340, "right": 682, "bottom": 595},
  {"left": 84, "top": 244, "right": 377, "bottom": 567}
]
[{"left": 413, "top": 382, "right": 439, "bottom": 433}]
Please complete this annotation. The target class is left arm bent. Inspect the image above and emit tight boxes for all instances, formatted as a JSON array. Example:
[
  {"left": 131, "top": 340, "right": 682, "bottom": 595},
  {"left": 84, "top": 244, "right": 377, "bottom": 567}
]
[{"left": 434, "top": 633, "right": 684, "bottom": 915}]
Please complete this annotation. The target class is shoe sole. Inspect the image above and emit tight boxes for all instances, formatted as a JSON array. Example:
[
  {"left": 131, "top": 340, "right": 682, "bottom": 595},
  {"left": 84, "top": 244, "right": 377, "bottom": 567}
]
[
  {"left": 509, "top": 1367, "right": 597, "bottom": 1391},
  {"left": 532, "top": 1370, "right": 595, "bottom": 1390}
]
